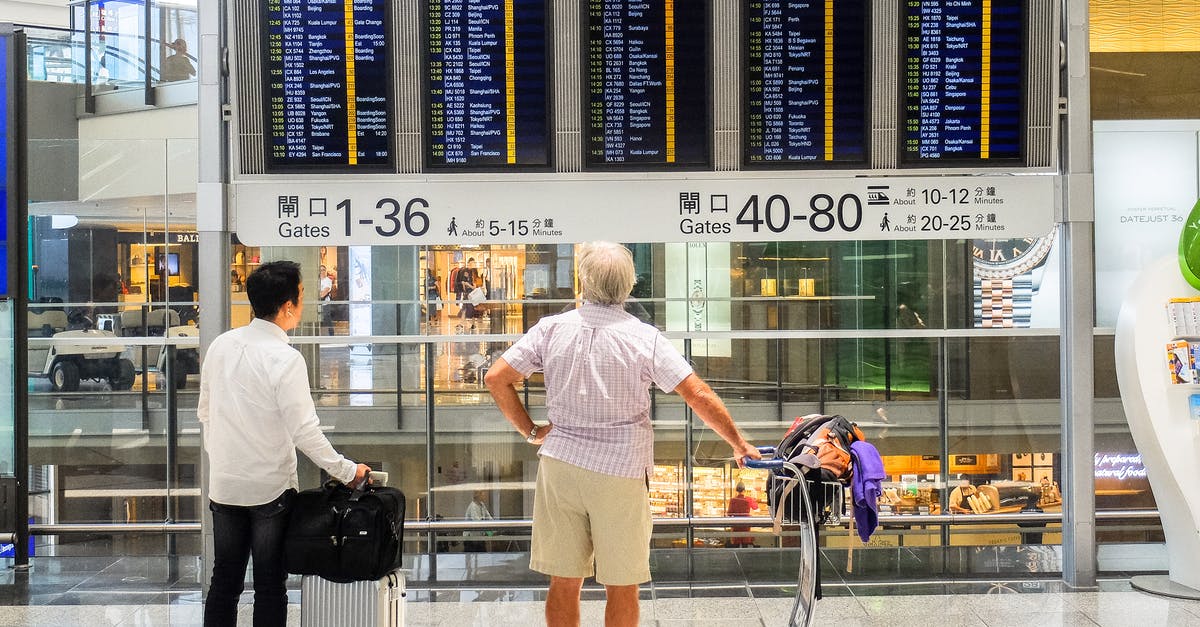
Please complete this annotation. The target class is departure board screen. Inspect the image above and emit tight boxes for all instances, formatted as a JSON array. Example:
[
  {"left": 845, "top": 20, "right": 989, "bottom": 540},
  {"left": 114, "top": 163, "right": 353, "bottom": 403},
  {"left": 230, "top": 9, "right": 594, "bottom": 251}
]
[
  {"left": 0, "top": 34, "right": 10, "bottom": 296},
  {"left": 426, "top": 0, "right": 550, "bottom": 168},
  {"left": 902, "top": 0, "right": 1023, "bottom": 163},
  {"left": 586, "top": 0, "right": 709, "bottom": 167},
  {"left": 746, "top": 0, "right": 868, "bottom": 166},
  {"left": 263, "top": 0, "right": 393, "bottom": 171}
]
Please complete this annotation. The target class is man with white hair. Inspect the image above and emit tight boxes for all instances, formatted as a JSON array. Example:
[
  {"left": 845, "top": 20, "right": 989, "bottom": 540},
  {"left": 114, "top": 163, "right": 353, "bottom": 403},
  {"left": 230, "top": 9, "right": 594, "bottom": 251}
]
[{"left": 485, "top": 242, "right": 760, "bottom": 627}]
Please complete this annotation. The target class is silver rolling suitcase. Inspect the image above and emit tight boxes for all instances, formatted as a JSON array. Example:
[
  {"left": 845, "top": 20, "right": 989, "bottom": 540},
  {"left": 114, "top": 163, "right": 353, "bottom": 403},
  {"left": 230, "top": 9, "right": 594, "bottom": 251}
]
[{"left": 300, "top": 570, "right": 406, "bottom": 627}]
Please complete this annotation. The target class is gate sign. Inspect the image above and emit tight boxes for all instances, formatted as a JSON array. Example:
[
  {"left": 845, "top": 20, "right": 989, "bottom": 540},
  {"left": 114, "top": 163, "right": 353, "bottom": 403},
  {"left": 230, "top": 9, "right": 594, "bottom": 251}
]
[{"left": 231, "top": 174, "right": 1056, "bottom": 246}]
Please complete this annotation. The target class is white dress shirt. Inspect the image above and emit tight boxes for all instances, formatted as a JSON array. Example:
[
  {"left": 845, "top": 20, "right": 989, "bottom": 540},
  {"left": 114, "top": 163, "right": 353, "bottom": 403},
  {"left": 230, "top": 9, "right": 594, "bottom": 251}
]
[
  {"left": 464, "top": 499, "right": 493, "bottom": 537},
  {"left": 199, "top": 318, "right": 356, "bottom": 506}
]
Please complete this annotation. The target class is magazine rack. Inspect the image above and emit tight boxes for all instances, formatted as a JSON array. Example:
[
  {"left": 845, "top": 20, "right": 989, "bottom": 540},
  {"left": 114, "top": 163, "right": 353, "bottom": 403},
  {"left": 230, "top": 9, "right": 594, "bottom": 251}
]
[{"left": 1115, "top": 255, "right": 1200, "bottom": 599}]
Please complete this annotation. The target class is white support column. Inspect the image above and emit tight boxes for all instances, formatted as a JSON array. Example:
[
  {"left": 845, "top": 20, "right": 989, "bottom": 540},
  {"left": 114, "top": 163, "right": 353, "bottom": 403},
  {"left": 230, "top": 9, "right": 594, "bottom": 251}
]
[
  {"left": 1060, "top": 0, "right": 1097, "bottom": 591},
  {"left": 196, "top": 0, "right": 230, "bottom": 594}
]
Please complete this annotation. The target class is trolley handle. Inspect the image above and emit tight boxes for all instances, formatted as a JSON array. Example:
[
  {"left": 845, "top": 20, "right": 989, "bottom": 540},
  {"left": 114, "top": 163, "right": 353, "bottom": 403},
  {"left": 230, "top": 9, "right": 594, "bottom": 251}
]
[{"left": 745, "top": 446, "right": 783, "bottom": 470}]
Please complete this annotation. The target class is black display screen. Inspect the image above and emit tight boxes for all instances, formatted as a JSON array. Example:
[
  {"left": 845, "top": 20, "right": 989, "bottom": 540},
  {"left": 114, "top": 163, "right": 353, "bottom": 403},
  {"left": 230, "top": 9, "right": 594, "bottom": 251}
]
[
  {"left": 426, "top": 0, "right": 550, "bottom": 168},
  {"left": 902, "top": 0, "right": 1023, "bottom": 163},
  {"left": 263, "top": 0, "right": 393, "bottom": 171},
  {"left": 585, "top": 0, "right": 709, "bottom": 167},
  {"left": 745, "top": 0, "right": 868, "bottom": 166},
  {"left": 0, "top": 33, "right": 11, "bottom": 296}
]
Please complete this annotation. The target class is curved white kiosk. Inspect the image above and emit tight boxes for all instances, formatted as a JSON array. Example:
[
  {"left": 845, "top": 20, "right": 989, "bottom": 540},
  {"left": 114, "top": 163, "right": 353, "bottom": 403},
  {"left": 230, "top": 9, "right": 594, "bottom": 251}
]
[{"left": 1115, "top": 256, "right": 1200, "bottom": 598}]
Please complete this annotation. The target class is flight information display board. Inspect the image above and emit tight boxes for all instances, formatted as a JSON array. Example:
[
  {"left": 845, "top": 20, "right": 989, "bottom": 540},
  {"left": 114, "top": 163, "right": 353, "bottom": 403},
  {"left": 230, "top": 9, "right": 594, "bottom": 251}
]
[
  {"left": 263, "top": 0, "right": 393, "bottom": 171},
  {"left": 426, "top": 0, "right": 550, "bottom": 168},
  {"left": 0, "top": 33, "right": 10, "bottom": 296},
  {"left": 746, "top": 0, "right": 868, "bottom": 166},
  {"left": 902, "top": 0, "right": 1023, "bottom": 163},
  {"left": 585, "top": 0, "right": 709, "bottom": 167}
]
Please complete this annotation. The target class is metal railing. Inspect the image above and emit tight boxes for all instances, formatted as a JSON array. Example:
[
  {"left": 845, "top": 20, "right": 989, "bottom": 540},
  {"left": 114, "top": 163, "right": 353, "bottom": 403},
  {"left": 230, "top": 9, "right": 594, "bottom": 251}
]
[{"left": 0, "top": 508, "right": 1160, "bottom": 543}]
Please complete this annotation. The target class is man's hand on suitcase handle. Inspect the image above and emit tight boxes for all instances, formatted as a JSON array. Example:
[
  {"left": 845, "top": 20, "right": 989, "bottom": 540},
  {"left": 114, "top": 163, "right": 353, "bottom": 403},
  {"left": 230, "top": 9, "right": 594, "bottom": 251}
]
[{"left": 348, "top": 463, "right": 371, "bottom": 489}]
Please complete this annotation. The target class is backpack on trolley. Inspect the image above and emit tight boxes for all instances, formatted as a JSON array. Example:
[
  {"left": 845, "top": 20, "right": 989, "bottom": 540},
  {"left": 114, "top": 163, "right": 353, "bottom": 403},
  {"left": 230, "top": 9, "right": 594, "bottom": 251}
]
[{"left": 765, "top": 413, "right": 866, "bottom": 528}]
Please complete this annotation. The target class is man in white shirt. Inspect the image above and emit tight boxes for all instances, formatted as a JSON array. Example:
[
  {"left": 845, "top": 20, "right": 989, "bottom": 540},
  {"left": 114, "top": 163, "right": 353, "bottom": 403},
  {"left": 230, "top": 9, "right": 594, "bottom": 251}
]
[
  {"left": 463, "top": 489, "right": 494, "bottom": 552},
  {"left": 485, "top": 242, "right": 760, "bottom": 627},
  {"left": 318, "top": 264, "right": 334, "bottom": 335},
  {"left": 199, "top": 260, "right": 368, "bottom": 627}
]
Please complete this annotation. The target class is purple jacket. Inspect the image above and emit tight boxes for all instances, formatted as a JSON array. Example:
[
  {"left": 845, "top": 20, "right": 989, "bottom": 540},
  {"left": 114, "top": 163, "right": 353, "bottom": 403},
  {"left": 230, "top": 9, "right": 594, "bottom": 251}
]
[{"left": 850, "top": 440, "right": 885, "bottom": 542}]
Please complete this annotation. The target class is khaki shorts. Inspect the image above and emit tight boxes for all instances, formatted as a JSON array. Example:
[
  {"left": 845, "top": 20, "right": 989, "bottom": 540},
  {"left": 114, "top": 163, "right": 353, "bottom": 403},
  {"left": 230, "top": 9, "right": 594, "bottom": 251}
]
[{"left": 529, "top": 455, "right": 652, "bottom": 586}]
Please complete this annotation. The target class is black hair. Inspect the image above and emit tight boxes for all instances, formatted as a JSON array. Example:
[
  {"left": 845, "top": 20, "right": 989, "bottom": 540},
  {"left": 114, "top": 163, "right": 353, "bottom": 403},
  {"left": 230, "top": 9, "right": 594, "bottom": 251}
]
[{"left": 246, "top": 260, "right": 301, "bottom": 319}]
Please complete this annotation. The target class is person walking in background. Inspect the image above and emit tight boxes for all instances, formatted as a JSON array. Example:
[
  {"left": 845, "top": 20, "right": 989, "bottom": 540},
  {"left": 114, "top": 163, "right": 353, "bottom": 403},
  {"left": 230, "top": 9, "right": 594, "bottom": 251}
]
[
  {"left": 726, "top": 482, "right": 760, "bottom": 548},
  {"left": 318, "top": 264, "right": 335, "bottom": 335},
  {"left": 458, "top": 257, "right": 481, "bottom": 321},
  {"left": 161, "top": 38, "right": 195, "bottom": 82},
  {"left": 199, "top": 261, "right": 369, "bottom": 627},
  {"left": 464, "top": 489, "right": 495, "bottom": 552},
  {"left": 424, "top": 267, "right": 443, "bottom": 327},
  {"left": 484, "top": 241, "right": 761, "bottom": 627}
]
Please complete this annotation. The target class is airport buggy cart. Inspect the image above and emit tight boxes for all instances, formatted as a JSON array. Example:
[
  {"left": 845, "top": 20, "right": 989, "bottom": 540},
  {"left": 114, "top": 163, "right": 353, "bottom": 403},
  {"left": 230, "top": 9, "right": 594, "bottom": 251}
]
[{"left": 745, "top": 446, "right": 846, "bottom": 627}]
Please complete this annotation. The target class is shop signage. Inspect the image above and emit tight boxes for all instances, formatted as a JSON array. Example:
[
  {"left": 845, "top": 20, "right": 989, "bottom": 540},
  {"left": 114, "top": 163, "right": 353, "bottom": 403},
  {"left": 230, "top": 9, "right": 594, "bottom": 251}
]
[
  {"left": 122, "top": 232, "right": 199, "bottom": 244},
  {"left": 1094, "top": 453, "right": 1148, "bottom": 481},
  {"left": 230, "top": 174, "right": 1057, "bottom": 246}
]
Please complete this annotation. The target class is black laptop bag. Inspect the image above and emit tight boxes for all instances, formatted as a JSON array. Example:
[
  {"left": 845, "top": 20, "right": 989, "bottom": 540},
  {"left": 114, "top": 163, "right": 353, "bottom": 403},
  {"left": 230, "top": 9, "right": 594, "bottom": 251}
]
[{"left": 284, "top": 480, "right": 405, "bottom": 583}]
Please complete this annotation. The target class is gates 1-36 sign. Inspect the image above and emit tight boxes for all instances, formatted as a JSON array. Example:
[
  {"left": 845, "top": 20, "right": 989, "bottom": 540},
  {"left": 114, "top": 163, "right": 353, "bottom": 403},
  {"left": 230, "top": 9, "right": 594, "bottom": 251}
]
[{"left": 231, "top": 175, "right": 1057, "bottom": 246}]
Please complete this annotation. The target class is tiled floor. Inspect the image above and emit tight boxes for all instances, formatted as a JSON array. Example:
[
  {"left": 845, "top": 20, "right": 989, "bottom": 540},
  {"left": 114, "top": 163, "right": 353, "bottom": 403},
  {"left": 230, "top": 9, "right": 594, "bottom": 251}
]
[
  {"left": 3, "top": 573, "right": 1200, "bottom": 626},
  {"left": 2, "top": 586, "right": 1200, "bottom": 626}
]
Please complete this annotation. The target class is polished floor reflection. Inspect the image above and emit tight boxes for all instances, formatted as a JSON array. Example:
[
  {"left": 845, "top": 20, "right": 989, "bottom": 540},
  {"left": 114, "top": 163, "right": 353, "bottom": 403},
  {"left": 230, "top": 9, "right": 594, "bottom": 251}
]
[{"left": 3, "top": 552, "right": 1200, "bottom": 626}]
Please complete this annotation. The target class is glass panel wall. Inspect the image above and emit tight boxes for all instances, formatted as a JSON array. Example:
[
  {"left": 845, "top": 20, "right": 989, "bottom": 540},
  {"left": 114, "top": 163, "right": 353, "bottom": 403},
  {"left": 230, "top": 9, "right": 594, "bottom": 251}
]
[
  {"left": 23, "top": 27, "right": 88, "bottom": 84},
  {"left": 22, "top": 1, "right": 1198, "bottom": 581},
  {"left": 77, "top": 0, "right": 147, "bottom": 90},
  {"left": 228, "top": 238, "right": 1093, "bottom": 587},
  {"left": 26, "top": 137, "right": 202, "bottom": 564},
  {"left": 21, "top": 132, "right": 1157, "bottom": 586},
  {"left": 153, "top": 0, "right": 198, "bottom": 83},
  {"left": 64, "top": 0, "right": 199, "bottom": 90}
]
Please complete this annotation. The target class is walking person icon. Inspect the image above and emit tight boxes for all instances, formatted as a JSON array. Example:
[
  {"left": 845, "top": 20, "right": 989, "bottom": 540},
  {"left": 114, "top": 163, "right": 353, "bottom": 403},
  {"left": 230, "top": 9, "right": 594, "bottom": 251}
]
[
  {"left": 880, "top": 213, "right": 891, "bottom": 231},
  {"left": 448, "top": 217, "right": 458, "bottom": 236}
]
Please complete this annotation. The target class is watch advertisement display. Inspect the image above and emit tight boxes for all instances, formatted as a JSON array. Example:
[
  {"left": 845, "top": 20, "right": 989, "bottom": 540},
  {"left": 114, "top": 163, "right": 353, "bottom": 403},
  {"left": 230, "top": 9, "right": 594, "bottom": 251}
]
[
  {"left": 1094, "top": 122, "right": 1200, "bottom": 327},
  {"left": 972, "top": 228, "right": 1060, "bottom": 328},
  {"left": 666, "top": 242, "right": 730, "bottom": 358}
]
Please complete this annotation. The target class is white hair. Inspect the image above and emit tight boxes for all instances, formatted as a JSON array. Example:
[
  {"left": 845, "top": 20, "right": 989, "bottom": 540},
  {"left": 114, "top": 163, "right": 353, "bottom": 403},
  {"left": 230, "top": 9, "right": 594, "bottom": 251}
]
[{"left": 577, "top": 242, "right": 635, "bottom": 305}]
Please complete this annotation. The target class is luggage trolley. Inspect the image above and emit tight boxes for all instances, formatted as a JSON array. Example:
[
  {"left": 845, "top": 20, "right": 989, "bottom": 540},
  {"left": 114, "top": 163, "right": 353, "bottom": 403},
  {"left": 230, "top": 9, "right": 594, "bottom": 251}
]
[{"left": 745, "top": 446, "right": 847, "bottom": 627}]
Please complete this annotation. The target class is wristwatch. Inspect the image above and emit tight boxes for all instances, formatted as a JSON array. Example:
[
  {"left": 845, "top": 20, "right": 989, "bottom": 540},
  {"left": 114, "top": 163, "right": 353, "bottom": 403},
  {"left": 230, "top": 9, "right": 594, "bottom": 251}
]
[
  {"left": 525, "top": 424, "right": 543, "bottom": 444},
  {"left": 972, "top": 232, "right": 1055, "bottom": 328}
]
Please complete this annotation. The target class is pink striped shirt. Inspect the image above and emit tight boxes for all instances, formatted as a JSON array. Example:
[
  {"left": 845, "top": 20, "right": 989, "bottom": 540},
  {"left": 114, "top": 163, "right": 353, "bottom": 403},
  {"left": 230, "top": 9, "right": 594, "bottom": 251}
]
[{"left": 502, "top": 303, "right": 694, "bottom": 478}]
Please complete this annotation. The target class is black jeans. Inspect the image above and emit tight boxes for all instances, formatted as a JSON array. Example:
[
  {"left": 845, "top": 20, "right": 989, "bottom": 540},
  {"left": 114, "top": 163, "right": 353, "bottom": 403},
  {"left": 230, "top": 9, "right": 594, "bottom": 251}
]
[{"left": 204, "top": 489, "right": 295, "bottom": 627}]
